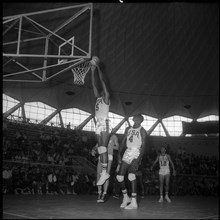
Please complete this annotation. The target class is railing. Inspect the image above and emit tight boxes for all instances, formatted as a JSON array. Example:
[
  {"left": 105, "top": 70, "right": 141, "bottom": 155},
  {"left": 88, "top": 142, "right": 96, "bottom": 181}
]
[
  {"left": 3, "top": 159, "right": 84, "bottom": 173},
  {"left": 3, "top": 157, "right": 97, "bottom": 176}
]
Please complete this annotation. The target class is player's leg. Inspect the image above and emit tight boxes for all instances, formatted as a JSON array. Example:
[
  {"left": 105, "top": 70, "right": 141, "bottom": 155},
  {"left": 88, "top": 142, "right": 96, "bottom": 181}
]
[
  {"left": 116, "top": 161, "right": 131, "bottom": 208},
  {"left": 96, "top": 130, "right": 110, "bottom": 185},
  {"left": 124, "top": 163, "right": 138, "bottom": 209},
  {"left": 159, "top": 174, "right": 165, "bottom": 202},
  {"left": 164, "top": 173, "right": 171, "bottom": 203},
  {"left": 100, "top": 155, "right": 113, "bottom": 202},
  {"left": 96, "top": 159, "right": 103, "bottom": 203}
]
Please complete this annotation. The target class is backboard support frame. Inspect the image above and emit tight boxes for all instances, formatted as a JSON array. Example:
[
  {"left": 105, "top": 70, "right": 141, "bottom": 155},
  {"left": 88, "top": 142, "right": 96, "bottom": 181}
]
[{"left": 3, "top": 3, "right": 93, "bottom": 82}]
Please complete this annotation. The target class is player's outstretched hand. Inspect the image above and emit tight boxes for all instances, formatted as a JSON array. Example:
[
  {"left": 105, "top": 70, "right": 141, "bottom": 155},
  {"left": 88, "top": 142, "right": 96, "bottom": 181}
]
[{"left": 90, "top": 63, "right": 96, "bottom": 71}]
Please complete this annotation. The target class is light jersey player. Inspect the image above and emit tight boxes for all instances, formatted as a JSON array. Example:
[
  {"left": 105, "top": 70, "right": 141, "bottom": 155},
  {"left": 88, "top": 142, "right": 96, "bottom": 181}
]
[
  {"left": 94, "top": 133, "right": 119, "bottom": 203},
  {"left": 117, "top": 114, "right": 147, "bottom": 209},
  {"left": 91, "top": 63, "right": 111, "bottom": 187},
  {"left": 151, "top": 146, "right": 176, "bottom": 203}
]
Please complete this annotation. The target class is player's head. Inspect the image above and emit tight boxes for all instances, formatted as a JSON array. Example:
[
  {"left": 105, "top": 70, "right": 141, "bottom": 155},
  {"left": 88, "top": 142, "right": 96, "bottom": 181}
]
[
  {"left": 161, "top": 146, "right": 166, "bottom": 154},
  {"left": 133, "top": 114, "right": 144, "bottom": 124}
]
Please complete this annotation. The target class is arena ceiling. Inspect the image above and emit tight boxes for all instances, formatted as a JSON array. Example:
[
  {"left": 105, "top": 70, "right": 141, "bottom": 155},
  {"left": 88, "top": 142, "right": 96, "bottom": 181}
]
[{"left": 3, "top": 3, "right": 219, "bottom": 120}]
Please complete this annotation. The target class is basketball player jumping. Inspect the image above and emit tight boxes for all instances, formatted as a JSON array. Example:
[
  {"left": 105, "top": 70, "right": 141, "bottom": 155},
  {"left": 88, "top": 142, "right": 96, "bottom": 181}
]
[
  {"left": 94, "top": 132, "right": 119, "bottom": 203},
  {"left": 91, "top": 62, "right": 111, "bottom": 187},
  {"left": 116, "top": 114, "right": 147, "bottom": 209},
  {"left": 150, "top": 146, "right": 176, "bottom": 203}
]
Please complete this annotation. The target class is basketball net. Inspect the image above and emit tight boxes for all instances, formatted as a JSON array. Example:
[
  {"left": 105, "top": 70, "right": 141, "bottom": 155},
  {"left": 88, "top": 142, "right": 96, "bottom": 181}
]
[{"left": 71, "top": 61, "right": 91, "bottom": 85}]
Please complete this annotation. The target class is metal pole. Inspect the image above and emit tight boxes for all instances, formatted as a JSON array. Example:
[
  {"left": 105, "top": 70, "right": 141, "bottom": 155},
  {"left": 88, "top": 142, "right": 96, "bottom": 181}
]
[
  {"left": 88, "top": 3, "right": 93, "bottom": 58},
  {"left": 3, "top": 3, "right": 91, "bottom": 20},
  {"left": 17, "top": 16, "right": 22, "bottom": 55},
  {"left": 42, "top": 37, "right": 49, "bottom": 81}
]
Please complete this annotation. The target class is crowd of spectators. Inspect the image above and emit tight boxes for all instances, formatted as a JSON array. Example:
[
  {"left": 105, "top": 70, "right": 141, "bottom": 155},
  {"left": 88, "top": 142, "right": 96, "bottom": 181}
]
[
  {"left": 2, "top": 163, "right": 97, "bottom": 196},
  {"left": 3, "top": 119, "right": 97, "bottom": 196},
  {"left": 2, "top": 119, "right": 219, "bottom": 197},
  {"left": 3, "top": 119, "right": 96, "bottom": 165}
]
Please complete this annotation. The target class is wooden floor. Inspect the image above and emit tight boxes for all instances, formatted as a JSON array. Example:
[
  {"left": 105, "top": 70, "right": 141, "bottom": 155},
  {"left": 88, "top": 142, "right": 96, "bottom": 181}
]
[{"left": 3, "top": 194, "right": 219, "bottom": 219}]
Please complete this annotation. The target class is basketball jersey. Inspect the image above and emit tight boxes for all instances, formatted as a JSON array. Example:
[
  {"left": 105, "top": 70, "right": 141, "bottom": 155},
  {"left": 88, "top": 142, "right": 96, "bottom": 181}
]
[
  {"left": 126, "top": 126, "right": 142, "bottom": 149},
  {"left": 159, "top": 154, "right": 170, "bottom": 170},
  {"left": 95, "top": 97, "right": 109, "bottom": 119}
]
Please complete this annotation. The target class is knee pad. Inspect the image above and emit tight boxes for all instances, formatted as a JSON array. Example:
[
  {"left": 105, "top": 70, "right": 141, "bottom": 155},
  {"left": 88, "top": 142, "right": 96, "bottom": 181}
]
[
  {"left": 98, "top": 146, "right": 107, "bottom": 154},
  {"left": 128, "top": 173, "right": 136, "bottom": 181},
  {"left": 108, "top": 154, "right": 113, "bottom": 161},
  {"left": 116, "top": 175, "right": 124, "bottom": 182}
]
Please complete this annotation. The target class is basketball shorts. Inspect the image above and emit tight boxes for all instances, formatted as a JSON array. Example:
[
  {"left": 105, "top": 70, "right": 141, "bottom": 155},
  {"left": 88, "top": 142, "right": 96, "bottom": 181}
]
[
  {"left": 122, "top": 148, "right": 140, "bottom": 165},
  {"left": 95, "top": 118, "right": 111, "bottom": 135},
  {"left": 159, "top": 169, "right": 170, "bottom": 176}
]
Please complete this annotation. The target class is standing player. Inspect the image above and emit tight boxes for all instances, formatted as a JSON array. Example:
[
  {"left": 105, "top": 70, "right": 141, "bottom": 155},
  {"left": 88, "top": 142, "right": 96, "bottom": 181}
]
[
  {"left": 91, "top": 61, "right": 111, "bottom": 186},
  {"left": 116, "top": 114, "right": 147, "bottom": 209},
  {"left": 96, "top": 132, "right": 119, "bottom": 203},
  {"left": 150, "top": 146, "right": 176, "bottom": 203}
]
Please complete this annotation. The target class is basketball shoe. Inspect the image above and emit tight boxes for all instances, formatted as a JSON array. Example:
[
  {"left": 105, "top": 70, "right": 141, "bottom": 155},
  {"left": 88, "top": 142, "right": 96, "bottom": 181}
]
[
  {"left": 100, "top": 193, "right": 108, "bottom": 203},
  {"left": 97, "top": 193, "right": 102, "bottom": 203},
  {"left": 124, "top": 198, "right": 138, "bottom": 209},
  {"left": 158, "top": 197, "right": 163, "bottom": 203},
  {"left": 120, "top": 196, "right": 131, "bottom": 208},
  {"left": 165, "top": 195, "right": 171, "bottom": 203}
]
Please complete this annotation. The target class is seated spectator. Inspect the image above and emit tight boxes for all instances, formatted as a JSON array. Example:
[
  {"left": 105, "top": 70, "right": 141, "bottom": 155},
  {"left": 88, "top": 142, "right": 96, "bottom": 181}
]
[
  {"left": 47, "top": 153, "right": 55, "bottom": 164},
  {"left": 21, "top": 170, "right": 32, "bottom": 195},
  {"left": 47, "top": 168, "right": 60, "bottom": 195},
  {"left": 2, "top": 166, "right": 12, "bottom": 194},
  {"left": 71, "top": 171, "right": 79, "bottom": 194},
  {"left": 57, "top": 168, "right": 72, "bottom": 195}
]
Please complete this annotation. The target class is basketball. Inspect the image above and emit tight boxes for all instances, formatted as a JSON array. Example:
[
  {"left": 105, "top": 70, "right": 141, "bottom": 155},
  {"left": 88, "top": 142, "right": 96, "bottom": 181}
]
[{"left": 90, "top": 56, "right": 100, "bottom": 66}]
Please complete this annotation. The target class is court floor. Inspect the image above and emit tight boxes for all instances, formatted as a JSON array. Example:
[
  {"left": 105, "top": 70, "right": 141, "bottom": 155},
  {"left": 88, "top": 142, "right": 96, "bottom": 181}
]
[{"left": 3, "top": 194, "right": 219, "bottom": 219}]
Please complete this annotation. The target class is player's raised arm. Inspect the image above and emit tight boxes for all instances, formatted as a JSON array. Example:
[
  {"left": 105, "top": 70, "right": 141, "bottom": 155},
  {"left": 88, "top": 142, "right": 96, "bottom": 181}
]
[
  {"left": 91, "top": 65, "right": 99, "bottom": 98},
  {"left": 96, "top": 65, "right": 110, "bottom": 105}
]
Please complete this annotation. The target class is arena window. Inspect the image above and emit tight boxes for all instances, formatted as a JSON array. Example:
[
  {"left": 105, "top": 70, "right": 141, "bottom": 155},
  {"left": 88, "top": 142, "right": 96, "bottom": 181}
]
[
  {"left": 150, "top": 123, "right": 166, "bottom": 136},
  {"left": 197, "top": 115, "right": 219, "bottom": 122},
  {"left": 162, "top": 115, "right": 193, "bottom": 136},
  {"left": 61, "top": 108, "right": 94, "bottom": 131},
  {"left": 24, "top": 102, "right": 56, "bottom": 124},
  {"left": 47, "top": 114, "right": 61, "bottom": 127},
  {"left": 109, "top": 112, "right": 129, "bottom": 134},
  {"left": 3, "top": 93, "right": 20, "bottom": 113}
]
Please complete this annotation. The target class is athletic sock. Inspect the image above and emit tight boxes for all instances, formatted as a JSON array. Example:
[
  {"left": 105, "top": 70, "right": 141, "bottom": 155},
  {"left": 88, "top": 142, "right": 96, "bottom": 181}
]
[
  {"left": 122, "top": 189, "right": 128, "bottom": 198},
  {"left": 131, "top": 193, "right": 137, "bottom": 201}
]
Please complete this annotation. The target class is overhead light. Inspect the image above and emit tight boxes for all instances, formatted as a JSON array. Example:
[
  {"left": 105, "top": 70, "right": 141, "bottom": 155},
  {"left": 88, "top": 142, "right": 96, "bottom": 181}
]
[
  {"left": 184, "top": 105, "right": 192, "bottom": 109},
  {"left": 125, "top": 101, "right": 132, "bottom": 106},
  {"left": 65, "top": 91, "right": 75, "bottom": 95}
]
